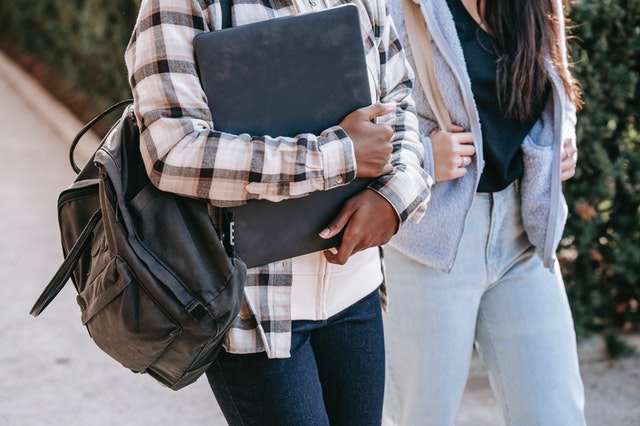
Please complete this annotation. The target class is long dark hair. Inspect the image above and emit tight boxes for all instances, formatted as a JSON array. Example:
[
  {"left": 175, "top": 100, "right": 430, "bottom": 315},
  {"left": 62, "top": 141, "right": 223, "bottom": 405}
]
[{"left": 482, "top": 0, "right": 582, "bottom": 121}]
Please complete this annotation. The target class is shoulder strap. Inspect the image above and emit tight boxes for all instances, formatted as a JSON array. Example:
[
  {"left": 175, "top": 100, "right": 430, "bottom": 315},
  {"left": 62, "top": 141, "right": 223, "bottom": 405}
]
[
  {"left": 30, "top": 210, "right": 102, "bottom": 317},
  {"left": 34, "top": 5, "right": 234, "bottom": 317},
  {"left": 401, "top": 0, "right": 452, "bottom": 132},
  {"left": 32, "top": 99, "right": 132, "bottom": 316}
]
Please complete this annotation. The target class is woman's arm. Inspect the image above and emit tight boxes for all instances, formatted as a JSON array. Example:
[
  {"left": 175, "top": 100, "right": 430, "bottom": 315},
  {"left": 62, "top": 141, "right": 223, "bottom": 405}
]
[
  {"left": 320, "top": 3, "right": 433, "bottom": 264},
  {"left": 124, "top": 0, "right": 358, "bottom": 207},
  {"left": 366, "top": 9, "right": 433, "bottom": 224}
]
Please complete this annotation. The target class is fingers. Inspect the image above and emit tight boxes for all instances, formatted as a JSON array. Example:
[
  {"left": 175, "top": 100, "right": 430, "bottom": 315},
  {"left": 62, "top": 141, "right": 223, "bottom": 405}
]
[
  {"left": 450, "top": 155, "right": 471, "bottom": 170},
  {"left": 361, "top": 102, "right": 396, "bottom": 121},
  {"left": 323, "top": 237, "right": 357, "bottom": 265},
  {"left": 560, "top": 138, "right": 578, "bottom": 182},
  {"left": 320, "top": 219, "right": 357, "bottom": 264},
  {"left": 561, "top": 167, "right": 576, "bottom": 182},
  {"left": 560, "top": 153, "right": 577, "bottom": 181},
  {"left": 448, "top": 157, "right": 470, "bottom": 179},
  {"left": 320, "top": 200, "right": 358, "bottom": 265},
  {"left": 459, "top": 142, "right": 476, "bottom": 157},
  {"left": 322, "top": 190, "right": 399, "bottom": 265},
  {"left": 562, "top": 138, "right": 578, "bottom": 161},
  {"left": 431, "top": 127, "right": 475, "bottom": 182},
  {"left": 459, "top": 155, "right": 471, "bottom": 168},
  {"left": 380, "top": 162, "right": 394, "bottom": 175},
  {"left": 340, "top": 103, "right": 395, "bottom": 178},
  {"left": 348, "top": 102, "right": 396, "bottom": 124},
  {"left": 319, "top": 207, "right": 352, "bottom": 240},
  {"left": 563, "top": 137, "right": 576, "bottom": 150}
]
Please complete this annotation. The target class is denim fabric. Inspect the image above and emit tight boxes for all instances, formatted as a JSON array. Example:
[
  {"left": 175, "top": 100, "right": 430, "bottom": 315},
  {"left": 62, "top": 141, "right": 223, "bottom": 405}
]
[
  {"left": 206, "top": 289, "right": 385, "bottom": 426},
  {"left": 382, "top": 183, "right": 585, "bottom": 426}
]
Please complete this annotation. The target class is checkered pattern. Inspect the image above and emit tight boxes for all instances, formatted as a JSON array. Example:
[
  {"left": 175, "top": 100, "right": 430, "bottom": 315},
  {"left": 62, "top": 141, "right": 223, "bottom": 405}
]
[{"left": 125, "top": 0, "right": 432, "bottom": 358}]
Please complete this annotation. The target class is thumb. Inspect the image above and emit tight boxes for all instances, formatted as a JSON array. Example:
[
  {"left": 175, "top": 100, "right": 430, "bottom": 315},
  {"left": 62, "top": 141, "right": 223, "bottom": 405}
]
[
  {"left": 362, "top": 102, "right": 396, "bottom": 120},
  {"left": 449, "top": 124, "right": 467, "bottom": 133},
  {"left": 319, "top": 205, "right": 354, "bottom": 239}
]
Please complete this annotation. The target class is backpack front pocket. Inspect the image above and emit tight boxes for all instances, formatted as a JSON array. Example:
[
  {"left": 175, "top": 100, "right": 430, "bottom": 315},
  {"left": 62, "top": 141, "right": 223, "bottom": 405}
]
[{"left": 77, "top": 255, "right": 181, "bottom": 372}]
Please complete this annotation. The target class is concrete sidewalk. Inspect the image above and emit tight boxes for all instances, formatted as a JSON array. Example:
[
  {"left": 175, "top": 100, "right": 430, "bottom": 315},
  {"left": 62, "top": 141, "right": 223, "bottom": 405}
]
[
  {"left": 0, "top": 50, "right": 226, "bottom": 426},
  {"left": 1, "top": 49, "right": 639, "bottom": 425}
]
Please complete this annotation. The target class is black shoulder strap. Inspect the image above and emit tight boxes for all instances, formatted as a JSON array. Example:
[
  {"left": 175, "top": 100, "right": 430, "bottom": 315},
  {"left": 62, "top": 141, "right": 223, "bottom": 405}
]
[
  {"left": 34, "top": 5, "right": 234, "bottom": 317},
  {"left": 32, "top": 100, "right": 132, "bottom": 316},
  {"left": 30, "top": 210, "right": 102, "bottom": 317}
]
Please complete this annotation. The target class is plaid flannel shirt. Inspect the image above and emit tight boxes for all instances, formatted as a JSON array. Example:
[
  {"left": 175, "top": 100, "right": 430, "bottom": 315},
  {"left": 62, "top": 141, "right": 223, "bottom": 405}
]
[{"left": 125, "top": 0, "right": 432, "bottom": 358}]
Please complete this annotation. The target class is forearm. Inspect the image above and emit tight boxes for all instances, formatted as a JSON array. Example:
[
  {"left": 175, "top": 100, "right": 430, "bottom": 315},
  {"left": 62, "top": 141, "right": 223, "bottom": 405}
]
[
  {"left": 125, "top": 1, "right": 358, "bottom": 206},
  {"left": 371, "top": 15, "right": 432, "bottom": 223}
]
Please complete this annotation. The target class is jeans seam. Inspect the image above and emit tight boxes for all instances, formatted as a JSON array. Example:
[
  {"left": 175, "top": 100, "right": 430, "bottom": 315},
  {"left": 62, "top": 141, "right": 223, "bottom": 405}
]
[
  {"left": 477, "top": 305, "right": 512, "bottom": 425},
  {"left": 213, "top": 358, "right": 246, "bottom": 426},
  {"left": 484, "top": 193, "right": 495, "bottom": 285}
]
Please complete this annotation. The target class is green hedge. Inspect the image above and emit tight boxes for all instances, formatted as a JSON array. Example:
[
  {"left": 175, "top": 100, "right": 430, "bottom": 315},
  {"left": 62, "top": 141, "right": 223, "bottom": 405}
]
[
  {"left": 1, "top": 0, "right": 639, "bottom": 336},
  {"left": 0, "top": 0, "right": 140, "bottom": 126},
  {"left": 562, "top": 0, "right": 640, "bottom": 336}
]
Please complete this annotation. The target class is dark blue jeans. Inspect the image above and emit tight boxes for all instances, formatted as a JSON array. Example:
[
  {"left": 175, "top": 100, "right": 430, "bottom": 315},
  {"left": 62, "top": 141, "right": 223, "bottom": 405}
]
[{"left": 206, "top": 289, "right": 385, "bottom": 426}]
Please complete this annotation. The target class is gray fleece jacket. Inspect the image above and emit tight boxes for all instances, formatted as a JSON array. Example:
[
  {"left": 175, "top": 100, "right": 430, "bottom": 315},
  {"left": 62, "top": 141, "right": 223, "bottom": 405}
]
[{"left": 389, "top": 0, "right": 577, "bottom": 272}]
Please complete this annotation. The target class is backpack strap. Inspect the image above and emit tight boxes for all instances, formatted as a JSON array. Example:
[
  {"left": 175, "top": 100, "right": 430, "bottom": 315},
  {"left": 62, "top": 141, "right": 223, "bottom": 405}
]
[
  {"left": 32, "top": 99, "right": 132, "bottom": 316},
  {"left": 401, "top": 0, "right": 452, "bottom": 132},
  {"left": 33, "top": 4, "right": 235, "bottom": 317},
  {"left": 30, "top": 210, "right": 102, "bottom": 317},
  {"left": 69, "top": 99, "right": 133, "bottom": 174}
]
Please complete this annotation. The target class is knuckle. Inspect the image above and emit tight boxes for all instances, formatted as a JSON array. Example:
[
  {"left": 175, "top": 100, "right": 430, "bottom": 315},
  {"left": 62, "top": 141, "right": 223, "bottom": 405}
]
[
  {"left": 353, "top": 108, "right": 366, "bottom": 120},
  {"left": 332, "top": 218, "right": 344, "bottom": 230},
  {"left": 335, "top": 256, "right": 348, "bottom": 265},
  {"left": 343, "top": 197, "right": 357, "bottom": 210}
]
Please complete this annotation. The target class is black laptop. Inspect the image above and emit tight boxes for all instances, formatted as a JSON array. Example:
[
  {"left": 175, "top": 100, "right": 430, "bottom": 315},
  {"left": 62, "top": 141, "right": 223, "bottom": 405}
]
[{"left": 193, "top": 5, "right": 374, "bottom": 268}]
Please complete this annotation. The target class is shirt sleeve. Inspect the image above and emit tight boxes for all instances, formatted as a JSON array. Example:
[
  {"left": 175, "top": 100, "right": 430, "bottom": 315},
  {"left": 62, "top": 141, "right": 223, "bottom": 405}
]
[
  {"left": 366, "top": 6, "right": 433, "bottom": 224},
  {"left": 124, "top": 1, "right": 357, "bottom": 207}
]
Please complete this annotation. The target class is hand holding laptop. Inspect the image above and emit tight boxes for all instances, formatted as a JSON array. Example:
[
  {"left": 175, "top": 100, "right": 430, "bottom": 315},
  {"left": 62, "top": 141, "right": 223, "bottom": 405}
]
[
  {"left": 339, "top": 102, "right": 396, "bottom": 178},
  {"left": 320, "top": 102, "right": 399, "bottom": 264},
  {"left": 193, "top": 5, "right": 398, "bottom": 268},
  {"left": 320, "top": 188, "right": 399, "bottom": 265}
]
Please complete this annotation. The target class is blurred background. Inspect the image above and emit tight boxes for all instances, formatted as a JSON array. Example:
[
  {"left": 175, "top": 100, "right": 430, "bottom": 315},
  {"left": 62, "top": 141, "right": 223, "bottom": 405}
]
[{"left": 0, "top": 0, "right": 638, "bottom": 425}]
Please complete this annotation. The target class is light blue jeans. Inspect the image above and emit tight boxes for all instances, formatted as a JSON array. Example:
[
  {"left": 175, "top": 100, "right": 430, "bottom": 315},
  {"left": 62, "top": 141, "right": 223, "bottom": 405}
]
[{"left": 382, "top": 183, "right": 586, "bottom": 426}]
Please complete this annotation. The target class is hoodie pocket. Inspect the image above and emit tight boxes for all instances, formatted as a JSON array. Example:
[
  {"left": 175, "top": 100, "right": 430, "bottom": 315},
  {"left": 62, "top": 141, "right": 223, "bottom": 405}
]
[{"left": 520, "top": 135, "right": 568, "bottom": 266}]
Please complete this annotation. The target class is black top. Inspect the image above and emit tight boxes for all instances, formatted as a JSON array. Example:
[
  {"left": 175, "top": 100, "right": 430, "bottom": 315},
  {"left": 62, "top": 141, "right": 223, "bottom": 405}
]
[{"left": 446, "top": 0, "right": 546, "bottom": 192}]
